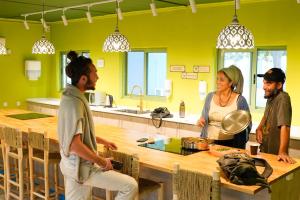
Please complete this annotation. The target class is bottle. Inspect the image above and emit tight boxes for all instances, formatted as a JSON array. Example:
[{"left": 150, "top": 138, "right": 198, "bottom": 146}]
[{"left": 179, "top": 101, "right": 185, "bottom": 118}]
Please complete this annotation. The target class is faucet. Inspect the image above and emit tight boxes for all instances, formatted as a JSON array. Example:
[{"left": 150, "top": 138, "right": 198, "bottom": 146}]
[{"left": 130, "top": 85, "right": 144, "bottom": 112}]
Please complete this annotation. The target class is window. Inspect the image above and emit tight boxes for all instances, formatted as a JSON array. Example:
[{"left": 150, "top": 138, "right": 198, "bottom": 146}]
[
  {"left": 218, "top": 48, "right": 286, "bottom": 109},
  {"left": 126, "top": 50, "right": 167, "bottom": 97},
  {"left": 60, "top": 51, "right": 90, "bottom": 89}
]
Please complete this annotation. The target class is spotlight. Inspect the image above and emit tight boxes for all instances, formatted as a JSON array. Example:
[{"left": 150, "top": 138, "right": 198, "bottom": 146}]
[
  {"left": 61, "top": 9, "right": 68, "bottom": 26},
  {"left": 150, "top": 1, "right": 157, "bottom": 16},
  {"left": 24, "top": 18, "right": 30, "bottom": 30},
  {"left": 86, "top": 6, "right": 93, "bottom": 23},
  {"left": 236, "top": 0, "right": 240, "bottom": 9},
  {"left": 189, "top": 0, "right": 197, "bottom": 13},
  {"left": 40, "top": 18, "right": 48, "bottom": 29},
  {"left": 117, "top": 7, "right": 123, "bottom": 20}
]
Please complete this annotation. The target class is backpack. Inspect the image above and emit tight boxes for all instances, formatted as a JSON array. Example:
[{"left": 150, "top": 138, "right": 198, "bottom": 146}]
[
  {"left": 150, "top": 107, "right": 173, "bottom": 128},
  {"left": 217, "top": 152, "right": 273, "bottom": 191}
]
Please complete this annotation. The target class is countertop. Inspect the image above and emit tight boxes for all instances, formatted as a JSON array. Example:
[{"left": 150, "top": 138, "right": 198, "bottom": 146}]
[
  {"left": 26, "top": 98, "right": 200, "bottom": 126},
  {"left": 1, "top": 108, "right": 300, "bottom": 196}
]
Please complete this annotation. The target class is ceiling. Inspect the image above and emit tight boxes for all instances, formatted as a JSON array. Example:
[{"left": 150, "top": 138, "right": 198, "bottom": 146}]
[{"left": 0, "top": 0, "right": 233, "bottom": 22}]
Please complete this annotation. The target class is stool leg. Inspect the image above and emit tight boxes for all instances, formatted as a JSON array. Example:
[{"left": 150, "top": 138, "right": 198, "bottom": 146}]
[
  {"left": 157, "top": 183, "right": 164, "bottom": 200},
  {"left": 5, "top": 146, "right": 10, "bottom": 200},
  {"left": 29, "top": 147, "right": 34, "bottom": 200},
  {"left": 18, "top": 148, "right": 24, "bottom": 200},
  {"left": 44, "top": 156, "right": 49, "bottom": 199},
  {"left": 54, "top": 163, "right": 59, "bottom": 200}
]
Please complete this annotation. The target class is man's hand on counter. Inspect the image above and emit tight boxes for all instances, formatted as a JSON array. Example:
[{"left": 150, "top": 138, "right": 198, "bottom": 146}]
[
  {"left": 96, "top": 136, "right": 118, "bottom": 150},
  {"left": 104, "top": 141, "right": 117, "bottom": 150},
  {"left": 277, "top": 152, "right": 296, "bottom": 164}
]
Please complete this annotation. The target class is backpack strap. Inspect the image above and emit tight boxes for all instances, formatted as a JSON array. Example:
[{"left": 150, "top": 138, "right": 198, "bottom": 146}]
[{"left": 253, "top": 157, "right": 273, "bottom": 178}]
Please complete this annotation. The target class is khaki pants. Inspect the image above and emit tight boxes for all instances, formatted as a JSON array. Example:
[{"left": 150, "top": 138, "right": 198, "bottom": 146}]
[{"left": 64, "top": 166, "right": 138, "bottom": 200}]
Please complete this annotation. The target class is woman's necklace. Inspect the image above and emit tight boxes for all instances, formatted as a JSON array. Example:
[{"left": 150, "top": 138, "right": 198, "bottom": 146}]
[{"left": 219, "top": 90, "right": 232, "bottom": 107}]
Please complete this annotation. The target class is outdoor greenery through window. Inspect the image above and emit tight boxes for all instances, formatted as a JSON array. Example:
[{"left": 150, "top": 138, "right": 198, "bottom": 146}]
[
  {"left": 126, "top": 50, "right": 167, "bottom": 97},
  {"left": 218, "top": 48, "right": 287, "bottom": 109},
  {"left": 61, "top": 51, "right": 90, "bottom": 89}
]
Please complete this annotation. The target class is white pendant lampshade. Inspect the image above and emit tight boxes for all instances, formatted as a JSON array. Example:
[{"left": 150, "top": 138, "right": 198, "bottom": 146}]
[
  {"left": 32, "top": 0, "right": 55, "bottom": 54},
  {"left": 103, "top": 28, "right": 130, "bottom": 52},
  {"left": 0, "top": 44, "right": 7, "bottom": 55},
  {"left": 32, "top": 35, "right": 55, "bottom": 54},
  {"left": 216, "top": 0, "right": 254, "bottom": 49},
  {"left": 103, "top": 0, "right": 130, "bottom": 52}
]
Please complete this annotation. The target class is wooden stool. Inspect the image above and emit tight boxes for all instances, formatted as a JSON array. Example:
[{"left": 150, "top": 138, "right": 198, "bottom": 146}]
[
  {"left": 103, "top": 149, "right": 164, "bottom": 200},
  {"left": 0, "top": 127, "right": 7, "bottom": 199},
  {"left": 4, "top": 126, "right": 29, "bottom": 200},
  {"left": 28, "top": 128, "right": 62, "bottom": 200},
  {"left": 172, "top": 163, "right": 220, "bottom": 200}
]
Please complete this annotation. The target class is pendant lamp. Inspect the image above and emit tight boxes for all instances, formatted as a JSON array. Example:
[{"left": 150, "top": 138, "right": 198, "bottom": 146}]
[
  {"left": 32, "top": 0, "right": 55, "bottom": 54},
  {"left": 103, "top": 0, "right": 130, "bottom": 52},
  {"left": 216, "top": 0, "right": 254, "bottom": 49}
]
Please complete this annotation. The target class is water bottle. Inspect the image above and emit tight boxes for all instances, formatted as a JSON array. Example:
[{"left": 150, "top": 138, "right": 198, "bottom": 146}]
[{"left": 179, "top": 101, "right": 185, "bottom": 118}]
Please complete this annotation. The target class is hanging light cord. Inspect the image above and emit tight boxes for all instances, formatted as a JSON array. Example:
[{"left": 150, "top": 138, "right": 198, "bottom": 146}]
[{"left": 232, "top": 0, "right": 239, "bottom": 23}]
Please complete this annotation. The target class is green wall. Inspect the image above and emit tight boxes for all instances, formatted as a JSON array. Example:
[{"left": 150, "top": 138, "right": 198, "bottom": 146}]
[
  {"left": 0, "top": 20, "right": 52, "bottom": 108},
  {"left": 1, "top": 0, "right": 300, "bottom": 126}
]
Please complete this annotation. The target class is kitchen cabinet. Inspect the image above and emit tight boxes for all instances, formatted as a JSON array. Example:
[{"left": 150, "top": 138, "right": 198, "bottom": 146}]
[{"left": 27, "top": 101, "right": 201, "bottom": 138}]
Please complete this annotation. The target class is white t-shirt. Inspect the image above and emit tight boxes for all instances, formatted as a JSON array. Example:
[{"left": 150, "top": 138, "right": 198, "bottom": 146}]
[{"left": 207, "top": 95, "right": 238, "bottom": 140}]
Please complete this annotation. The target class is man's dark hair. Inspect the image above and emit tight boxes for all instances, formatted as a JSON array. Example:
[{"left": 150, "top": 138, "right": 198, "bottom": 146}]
[{"left": 65, "top": 51, "right": 92, "bottom": 86}]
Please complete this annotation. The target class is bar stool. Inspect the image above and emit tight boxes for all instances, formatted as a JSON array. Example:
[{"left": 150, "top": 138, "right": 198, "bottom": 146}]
[
  {"left": 28, "top": 128, "right": 62, "bottom": 200},
  {"left": 0, "top": 127, "right": 7, "bottom": 198},
  {"left": 172, "top": 163, "right": 221, "bottom": 200},
  {"left": 103, "top": 148, "right": 164, "bottom": 200},
  {"left": 4, "top": 126, "right": 29, "bottom": 199}
]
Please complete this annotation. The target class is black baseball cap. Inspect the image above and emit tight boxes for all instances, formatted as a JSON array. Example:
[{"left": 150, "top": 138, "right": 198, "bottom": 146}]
[{"left": 257, "top": 68, "right": 286, "bottom": 84}]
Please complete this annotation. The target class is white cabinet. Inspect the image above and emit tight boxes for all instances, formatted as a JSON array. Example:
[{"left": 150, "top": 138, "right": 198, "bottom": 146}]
[{"left": 27, "top": 101, "right": 201, "bottom": 137}]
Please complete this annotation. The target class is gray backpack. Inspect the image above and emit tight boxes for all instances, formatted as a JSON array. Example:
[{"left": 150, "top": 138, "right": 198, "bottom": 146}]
[{"left": 217, "top": 152, "right": 273, "bottom": 191}]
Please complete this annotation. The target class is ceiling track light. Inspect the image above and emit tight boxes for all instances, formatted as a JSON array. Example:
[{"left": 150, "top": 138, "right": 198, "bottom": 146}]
[
  {"left": 189, "top": 0, "right": 197, "bottom": 13},
  {"left": 86, "top": 6, "right": 93, "bottom": 23},
  {"left": 24, "top": 16, "right": 30, "bottom": 30},
  {"left": 61, "top": 9, "right": 68, "bottom": 26},
  {"left": 117, "top": 1, "right": 123, "bottom": 20},
  {"left": 150, "top": 0, "right": 157, "bottom": 16},
  {"left": 236, "top": 0, "right": 240, "bottom": 9},
  {"left": 21, "top": 0, "right": 120, "bottom": 27},
  {"left": 40, "top": 18, "right": 48, "bottom": 30}
]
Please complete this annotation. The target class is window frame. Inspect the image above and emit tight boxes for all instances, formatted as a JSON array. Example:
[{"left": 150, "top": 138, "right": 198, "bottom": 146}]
[
  {"left": 124, "top": 48, "right": 167, "bottom": 99},
  {"left": 217, "top": 46, "right": 287, "bottom": 110},
  {"left": 60, "top": 50, "right": 90, "bottom": 90}
]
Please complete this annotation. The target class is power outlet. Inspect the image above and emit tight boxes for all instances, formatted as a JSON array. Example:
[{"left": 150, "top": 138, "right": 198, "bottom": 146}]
[
  {"left": 3, "top": 102, "right": 8, "bottom": 107},
  {"left": 16, "top": 101, "right": 21, "bottom": 107}
]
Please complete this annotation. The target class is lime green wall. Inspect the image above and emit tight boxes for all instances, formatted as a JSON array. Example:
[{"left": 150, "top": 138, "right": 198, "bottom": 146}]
[
  {"left": 0, "top": 20, "right": 52, "bottom": 108},
  {"left": 1, "top": 0, "right": 299, "bottom": 126},
  {"left": 49, "top": 0, "right": 300, "bottom": 125}
]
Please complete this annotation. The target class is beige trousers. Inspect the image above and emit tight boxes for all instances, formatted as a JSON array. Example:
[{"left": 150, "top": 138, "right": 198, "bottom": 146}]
[{"left": 64, "top": 166, "right": 138, "bottom": 200}]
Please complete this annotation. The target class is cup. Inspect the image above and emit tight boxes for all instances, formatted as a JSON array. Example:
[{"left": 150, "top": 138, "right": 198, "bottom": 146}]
[{"left": 250, "top": 144, "right": 260, "bottom": 155}]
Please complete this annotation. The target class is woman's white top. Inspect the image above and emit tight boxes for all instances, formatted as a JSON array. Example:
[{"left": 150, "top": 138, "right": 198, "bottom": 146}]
[{"left": 207, "top": 95, "right": 238, "bottom": 140}]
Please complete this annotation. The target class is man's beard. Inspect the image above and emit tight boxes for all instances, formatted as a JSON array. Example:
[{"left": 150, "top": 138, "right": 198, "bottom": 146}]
[
  {"left": 85, "top": 77, "right": 95, "bottom": 90},
  {"left": 264, "top": 88, "right": 278, "bottom": 99}
]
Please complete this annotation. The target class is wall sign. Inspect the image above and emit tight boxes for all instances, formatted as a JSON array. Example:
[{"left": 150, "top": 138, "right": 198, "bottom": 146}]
[
  {"left": 170, "top": 65, "right": 185, "bottom": 72},
  {"left": 193, "top": 65, "right": 210, "bottom": 73},
  {"left": 181, "top": 72, "right": 198, "bottom": 80}
]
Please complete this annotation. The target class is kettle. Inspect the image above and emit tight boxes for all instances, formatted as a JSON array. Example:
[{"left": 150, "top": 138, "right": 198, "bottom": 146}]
[{"left": 105, "top": 94, "right": 113, "bottom": 107}]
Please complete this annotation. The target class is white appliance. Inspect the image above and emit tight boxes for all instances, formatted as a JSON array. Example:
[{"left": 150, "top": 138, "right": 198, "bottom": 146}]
[{"left": 84, "top": 90, "right": 106, "bottom": 106}]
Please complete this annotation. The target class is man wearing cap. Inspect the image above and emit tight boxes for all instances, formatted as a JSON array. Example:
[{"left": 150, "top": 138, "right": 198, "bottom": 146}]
[{"left": 256, "top": 68, "right": 295, "bottom": 164}]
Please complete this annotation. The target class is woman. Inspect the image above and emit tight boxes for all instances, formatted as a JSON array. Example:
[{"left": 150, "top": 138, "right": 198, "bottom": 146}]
[{"left": 197, "top": 65, "right": 251, "bottom": 149}]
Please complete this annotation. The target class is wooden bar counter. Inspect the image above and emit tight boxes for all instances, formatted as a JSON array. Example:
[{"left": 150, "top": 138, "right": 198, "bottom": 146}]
[{"left": 1, "top": 109, "right": 299, "bottom": 199}]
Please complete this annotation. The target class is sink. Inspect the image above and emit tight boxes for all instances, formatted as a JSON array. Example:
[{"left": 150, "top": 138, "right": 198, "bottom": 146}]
[{"left": 115, "top": 109, "right": 151, "bottom": 114}]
